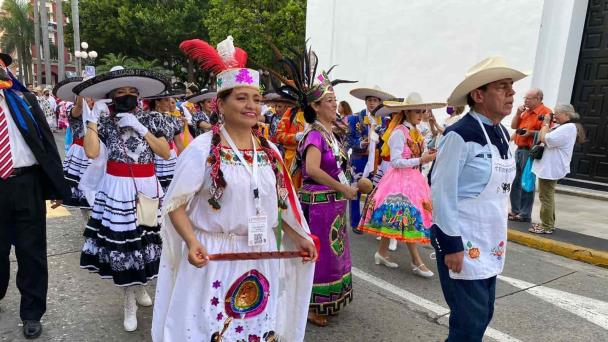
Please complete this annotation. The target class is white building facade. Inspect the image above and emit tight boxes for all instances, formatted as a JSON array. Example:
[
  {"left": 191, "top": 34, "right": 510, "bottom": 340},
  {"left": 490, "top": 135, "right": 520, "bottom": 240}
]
[{"left": 307, "top": 0, "right": 607, "bottom": 189}]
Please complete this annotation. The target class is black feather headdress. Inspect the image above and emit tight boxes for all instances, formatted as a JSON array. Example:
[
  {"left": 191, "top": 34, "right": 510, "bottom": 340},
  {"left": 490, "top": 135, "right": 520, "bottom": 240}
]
[{"left": 265, "top": 44, "right": 356, "bottom": 119}]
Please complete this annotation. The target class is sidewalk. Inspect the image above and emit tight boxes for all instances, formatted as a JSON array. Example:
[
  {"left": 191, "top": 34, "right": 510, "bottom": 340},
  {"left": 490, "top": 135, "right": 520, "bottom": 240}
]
[{"left": 508, "top": 186, "right": 608, "bottom": 267}]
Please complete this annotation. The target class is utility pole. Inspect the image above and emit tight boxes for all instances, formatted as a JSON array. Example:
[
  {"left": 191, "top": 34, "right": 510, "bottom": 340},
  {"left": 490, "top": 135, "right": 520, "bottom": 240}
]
[
  {"left": 33, "top": 0, "right": 42, "bottom": 86},
  {"left": 56, "top": 0, "right": 65, "bottom": 81},
  {"left": 71, "top": 0, "right": 81, "bottom": 75},
  {"left": 40, "top": 0, "right": 52, "bottom": 85}
]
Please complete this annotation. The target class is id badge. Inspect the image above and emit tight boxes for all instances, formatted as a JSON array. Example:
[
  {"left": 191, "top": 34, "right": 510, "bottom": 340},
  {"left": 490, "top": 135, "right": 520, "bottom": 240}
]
[{"left": 248, "top": 215, "right": 268, "bottom": 247}]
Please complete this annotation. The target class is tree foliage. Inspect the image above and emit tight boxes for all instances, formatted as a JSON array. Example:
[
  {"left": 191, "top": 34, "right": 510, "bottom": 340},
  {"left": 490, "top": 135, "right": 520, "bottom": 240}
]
[
  {"left": 95, "top": 52, "right": 169, "bottom": 75},
  {"left": 203, "top": 0, "right": 306, "bottom": 69},
  {"left": 64, "top": 0, "right": 210, "bottom": 79},
  {"left": 0, "top": 0, "right": 34, "bottom": 83},
  {"left": 65, "top": 0, "right": 307, "bottom": 85}
]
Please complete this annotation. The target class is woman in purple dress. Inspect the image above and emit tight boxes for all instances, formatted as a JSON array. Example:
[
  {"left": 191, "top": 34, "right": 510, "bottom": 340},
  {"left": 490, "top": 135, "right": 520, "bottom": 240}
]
[{"left": 297, "top": 74, "right": 358, "bottom": 327}]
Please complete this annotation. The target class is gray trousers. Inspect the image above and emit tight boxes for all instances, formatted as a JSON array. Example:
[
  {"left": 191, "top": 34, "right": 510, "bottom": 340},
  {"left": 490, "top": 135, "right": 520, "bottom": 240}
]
[{"left": 510, "top": 148, "right": 535, "bottom": 219}]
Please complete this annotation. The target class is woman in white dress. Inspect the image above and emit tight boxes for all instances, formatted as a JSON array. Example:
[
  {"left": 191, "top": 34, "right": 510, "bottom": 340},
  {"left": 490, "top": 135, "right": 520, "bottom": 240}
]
[{"left": 152, "top": 37, "right": 317, "bottom": 342}]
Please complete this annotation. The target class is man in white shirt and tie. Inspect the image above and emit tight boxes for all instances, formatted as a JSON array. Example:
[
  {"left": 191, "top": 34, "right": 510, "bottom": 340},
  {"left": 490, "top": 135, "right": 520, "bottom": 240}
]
[{"left": 0, "top": 52, "right": 69, "bottom": 339}]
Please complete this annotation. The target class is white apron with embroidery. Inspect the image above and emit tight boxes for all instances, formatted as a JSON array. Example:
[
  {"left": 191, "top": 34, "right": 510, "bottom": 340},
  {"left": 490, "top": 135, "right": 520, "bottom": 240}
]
[{"left": 450, "top": 114, "right": 516, "bottom": 280}]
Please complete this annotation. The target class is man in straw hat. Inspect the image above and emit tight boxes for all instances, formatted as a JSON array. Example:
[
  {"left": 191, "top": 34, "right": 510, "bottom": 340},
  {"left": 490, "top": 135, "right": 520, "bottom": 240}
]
[
  {"left": 0, "top": 51, "right": 69, "bottom": 339},
  {"left": 347, "top": 85, "right": 394, "bottom": 233},
  {"left": 430, "top": 56, "right": 527, "bottom": 341}
]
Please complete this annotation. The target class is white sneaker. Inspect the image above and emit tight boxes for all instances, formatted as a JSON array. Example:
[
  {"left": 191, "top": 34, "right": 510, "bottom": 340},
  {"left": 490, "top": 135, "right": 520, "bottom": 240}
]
[
  {"left": 123, "top": 287, "right": 138, "bottom": 332},
  {"left": 374, "top": 252, "right": 398, "bottom": 268},
  {"left": 388, "top": 238, "right": 398, "bottom": 251},
  {"left": 411, "top": 263, "right": 434, "bottom": 278},
  {"left": 134, "top": 286, "right": 153, "bottom": 307},
  {"left": 376, "top": 236, "right": 381, "bottom": 241}
]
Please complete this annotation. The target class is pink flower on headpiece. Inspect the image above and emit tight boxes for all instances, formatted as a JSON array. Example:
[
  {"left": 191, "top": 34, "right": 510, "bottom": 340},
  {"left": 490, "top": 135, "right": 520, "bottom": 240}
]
[
  {"left": 235, "top": 69, "right": 254, "bottom": 84},
  {"left": 317, "top": 74, "right": 326, "bottom": 82}
]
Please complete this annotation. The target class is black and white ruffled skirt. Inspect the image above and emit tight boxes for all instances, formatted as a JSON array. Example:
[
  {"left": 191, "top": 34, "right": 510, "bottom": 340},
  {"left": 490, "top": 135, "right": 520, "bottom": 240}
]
[
  {"left": 154, "top": 149, "right": 177, "bottom": 192},
  {"left": 80, "top": 173, "right": 163, "bottom": 286},
  {"left": 62, "top": 143, "right": 91, "bottom": 209}
]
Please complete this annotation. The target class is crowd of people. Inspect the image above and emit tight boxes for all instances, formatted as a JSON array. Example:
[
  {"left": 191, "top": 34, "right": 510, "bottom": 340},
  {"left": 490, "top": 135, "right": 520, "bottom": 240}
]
[{"left": 0, "top": 35, "right": 587, "bottom": 342}]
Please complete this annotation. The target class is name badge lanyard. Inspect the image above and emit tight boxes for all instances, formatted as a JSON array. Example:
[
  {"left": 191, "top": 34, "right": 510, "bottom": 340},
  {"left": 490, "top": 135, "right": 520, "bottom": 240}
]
[{"left": 220, "top": 126, "right": 262, "bottom": 214}]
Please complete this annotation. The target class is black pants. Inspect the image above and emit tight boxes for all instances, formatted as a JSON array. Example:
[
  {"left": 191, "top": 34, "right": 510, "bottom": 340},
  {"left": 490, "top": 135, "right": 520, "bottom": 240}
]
[
  {"left": 0, "top": 168, "right": 48, "bottom": 321},
  {"left": 435, "top": 252, "right": 496, "bottom": 342}
]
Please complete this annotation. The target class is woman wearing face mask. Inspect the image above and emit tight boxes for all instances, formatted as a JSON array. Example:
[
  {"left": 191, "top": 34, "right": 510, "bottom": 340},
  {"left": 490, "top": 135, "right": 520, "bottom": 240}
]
[
  {"left": 359, "top": 94, "right": 444, "bottom": 278},
  {"left": 152, "top": 37, "right": 317, "bottom": 342},
  {"left": 73, "top": 68, "right": 172, "bottom": 332}
]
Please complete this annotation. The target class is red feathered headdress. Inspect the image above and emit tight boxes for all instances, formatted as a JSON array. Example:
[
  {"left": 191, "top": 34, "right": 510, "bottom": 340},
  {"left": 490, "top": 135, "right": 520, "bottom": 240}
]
[{"left": 180, "top": 36, "right": 248, "bottom": 74}]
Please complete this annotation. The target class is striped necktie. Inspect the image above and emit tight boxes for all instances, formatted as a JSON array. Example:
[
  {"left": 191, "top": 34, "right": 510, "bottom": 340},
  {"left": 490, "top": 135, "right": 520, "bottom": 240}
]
[{"left": 0, "top": 103, "right": 14, "bottom": 179}]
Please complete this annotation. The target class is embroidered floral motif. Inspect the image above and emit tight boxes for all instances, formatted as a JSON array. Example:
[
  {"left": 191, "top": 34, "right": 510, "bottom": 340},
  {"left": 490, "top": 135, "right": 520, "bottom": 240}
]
[
  {"left": 216, "top": 312, "right": 224, "bottom": 321},
  {"left": 235, "top": 69, "right": 254, "bottom": 84},
  {"left": 490, "top": 240, "right": 505, "bottom": 260},
  {"left": 235, "top": 325, "right": 244, "bottom": 333},
  {"left": 213, "top": 280, "right": 222, "bottom": 289},
  {"left": 248, "top": 335, "right": 260, "bottom": 342},
  {"left": 210, "top": 296, "right": 219, "bottom": 306},
  {"left": 466, "top": 241, "right": 481, "bottom": 260},
  {"left": 218, "top": 147, "right": 271, "bottom": 166}
]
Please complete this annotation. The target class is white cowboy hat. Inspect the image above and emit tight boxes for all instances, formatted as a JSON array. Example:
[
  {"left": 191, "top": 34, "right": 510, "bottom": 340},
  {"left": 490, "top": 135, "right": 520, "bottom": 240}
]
[
  {"left": 447, "top": 56, "right": 529, "bottom": 106},
  {"left": 383, "top": 92, "right": 446, "bottom": 111},
  {"left": 52, "top": 77, "right": 83, "bottom": 102},
  {"left": 349, "top": 85, "right": 395, "bottom": 101},
  {"left": 73, "top": 68, "right": 169, "bottom": 99},
  {"left": 185, "top": 89, "right": 217, "bottom": 104}
]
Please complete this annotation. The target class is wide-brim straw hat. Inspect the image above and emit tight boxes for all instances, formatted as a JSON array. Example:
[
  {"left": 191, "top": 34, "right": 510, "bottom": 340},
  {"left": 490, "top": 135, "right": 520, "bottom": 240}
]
[
  {"left": 383, "top": 92, "right": 446, "bottom": 111},
  {"left": 350, "top": 85, "right": 395, "bottom": 101},
  {"left": 73, "top": 68, "right": 169, "bottom": 99},
  {"left": 185, "top": 89, "right": 217, "bottom": 103},
  {"left": 52, "top": 77, "right": 83, "bottom": 102},
  {"left": 447, "top": 56, "right": 529, "bottom": 106}
]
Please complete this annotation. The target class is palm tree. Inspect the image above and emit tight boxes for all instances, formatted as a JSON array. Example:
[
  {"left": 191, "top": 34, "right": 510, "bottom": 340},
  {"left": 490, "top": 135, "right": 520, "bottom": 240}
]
[
  {"left": 34, "top": 0, "right": 42, "bottom": 86},
  {"left": 0, "top": 0, "right": 34, "bottom": 84},
  {"left": 95, "top": 52, "right": 131, "bottom": 73},
  {"left": 39, "top": 0, "right": 52, "bottom": 85},
  {"left": 56, "top": 0, "right": 65, "bottom": 81}
]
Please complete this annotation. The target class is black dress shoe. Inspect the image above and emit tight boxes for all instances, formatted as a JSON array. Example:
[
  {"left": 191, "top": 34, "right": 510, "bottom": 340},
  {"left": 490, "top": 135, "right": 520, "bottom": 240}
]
[
  {"left": 23, "top": 320, "right": 42, "bottom": 339},
  {"left": 352, "top": 226, "right": 363, "bottom": 235}
]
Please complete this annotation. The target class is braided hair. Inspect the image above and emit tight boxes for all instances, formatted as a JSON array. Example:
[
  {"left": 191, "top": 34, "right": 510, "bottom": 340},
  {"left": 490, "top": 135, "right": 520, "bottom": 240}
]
[{"left": 207, "top": 89, "right": 287, "bottom": 210}]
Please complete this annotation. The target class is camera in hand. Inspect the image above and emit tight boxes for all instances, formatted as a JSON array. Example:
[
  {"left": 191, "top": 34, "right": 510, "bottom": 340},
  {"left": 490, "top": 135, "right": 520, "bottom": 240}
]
[
  {"left": 516, "top": 128, "right": 527, "bottom": 135},
  {"left": 538, "top": 114, "right": 545, "bottom": 121}
]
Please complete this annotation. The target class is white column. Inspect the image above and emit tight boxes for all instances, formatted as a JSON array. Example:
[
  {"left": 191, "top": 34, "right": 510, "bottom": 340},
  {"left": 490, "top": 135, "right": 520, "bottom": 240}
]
[{"left": 531, "top": 0, "right": 589, "bottom": 107}]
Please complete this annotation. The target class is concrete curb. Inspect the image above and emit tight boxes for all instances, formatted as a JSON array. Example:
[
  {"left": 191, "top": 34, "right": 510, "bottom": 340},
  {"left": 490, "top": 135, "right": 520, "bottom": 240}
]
[
  {"left": 555, "top": 185, "right": 608, "bottom": 201},
  {"left": 508, "top": 229, "right": 608, "bottom": 268}
]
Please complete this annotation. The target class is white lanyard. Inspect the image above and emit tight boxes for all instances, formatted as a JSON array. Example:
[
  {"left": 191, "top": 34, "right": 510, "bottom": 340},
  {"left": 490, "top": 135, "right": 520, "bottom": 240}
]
[{"left": 220, "top": 126, "right": 263, "bottom": 214}]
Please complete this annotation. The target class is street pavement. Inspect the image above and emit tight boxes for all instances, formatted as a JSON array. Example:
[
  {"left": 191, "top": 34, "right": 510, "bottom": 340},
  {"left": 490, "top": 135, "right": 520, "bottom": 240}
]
[
  {"left": 1, "top": 208, "right": 607, "bottom": 341},
  {"left": 1, "top": 132, "right": 606, "bottom": 341}
]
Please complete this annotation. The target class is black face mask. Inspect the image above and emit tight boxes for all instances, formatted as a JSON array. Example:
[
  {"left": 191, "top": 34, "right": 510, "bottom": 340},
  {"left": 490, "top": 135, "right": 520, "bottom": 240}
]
[{"left": 113, "top": 94, "right": 139, "bottom": 113}]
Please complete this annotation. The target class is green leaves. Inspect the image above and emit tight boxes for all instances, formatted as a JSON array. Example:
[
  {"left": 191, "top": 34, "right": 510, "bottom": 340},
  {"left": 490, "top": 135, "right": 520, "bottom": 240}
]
[
  {"left": 69, "top": 0, "right": 306, "bottom": 85},
  {"left": 203, "top": 0, "right": 306, "bottom": 69}
]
